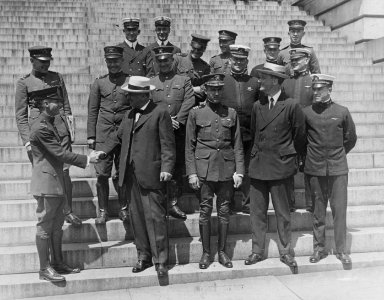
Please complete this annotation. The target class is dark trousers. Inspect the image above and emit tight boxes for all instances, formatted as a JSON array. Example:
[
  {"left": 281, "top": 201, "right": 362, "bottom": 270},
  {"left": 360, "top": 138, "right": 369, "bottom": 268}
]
[
  {"left": 127, "top": 165, "right": 168, "bottom": 264},
  {"left": 199, "top": 180, "right": 233, "bottom": 225},
  {"left": 239, "top": 140, "right": 252, "bottom": 211},
  {"left": 250, "top": 177, "right": 292, "bottom": 255},
  {"left": 35, "top": 196, "right": 65, "bottom": 239},
  {"left": 308, "top": 174, "right": 348, "bottom": 254}
]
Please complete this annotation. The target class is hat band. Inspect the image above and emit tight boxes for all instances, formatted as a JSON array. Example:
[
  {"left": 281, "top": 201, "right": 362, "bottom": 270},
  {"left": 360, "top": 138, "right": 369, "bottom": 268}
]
[{"left": 128, "top": 84, "right": 150, "bottom": 90}]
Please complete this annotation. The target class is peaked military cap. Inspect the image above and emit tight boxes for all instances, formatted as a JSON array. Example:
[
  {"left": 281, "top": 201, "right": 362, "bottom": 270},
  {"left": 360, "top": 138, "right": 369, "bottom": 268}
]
[
  {"left": 29, "top": 86, "right": 62, "bottom": 106},
  {"left": 122, "top": 17, "right": 140, "bottom": 28},
  {"left": 218, "top": 30, "right": 237, "bottom": 40},
  {"left": 263, "top": 37, "right": 282, "bottom": 49},
  {"left": 311, "top": 74, "right": 335, "bottom": 87},
  {"left": 28, "top": 46, "right": 53, "bottom": 61},
  {"left": 104, "top": 46, "right": 124, "bottom": 58},
  {"left": 288, "top": 19, "right": 307, "bottom": 30},
  {"left": 191, "top": 33, "right": 211, "bottom": 46},
  {"left": 230, "top": 45, "right": 250, "bottom": 58},
  {"left": 289, "top": 48, "right": 311, "bottom": 60},
  {"left": 153, "top": 46, "right": 174, "bottom": 59},
  {"left": 154, "top": 16, "right": 172, "bottom": 27},
  {"left": 258, "top": 62, "right": 289, "bottom": 79},
  {"left": 203, "top": 73, "right": 225, "bottom": 87}
]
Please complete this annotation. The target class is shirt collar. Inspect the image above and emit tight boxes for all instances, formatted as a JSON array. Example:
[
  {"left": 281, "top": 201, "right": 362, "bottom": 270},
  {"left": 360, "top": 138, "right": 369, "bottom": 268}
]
[
  {"left": 157, "top": 39, "right": 169, "bottom": 46},
  {"left": 125, "top": 39, "right": 138, "bottom": 49},
  {"left": 140, "top": 100, "right": 150, "bottom": 111},
  {"left": 268, "top": 89, "right": 281, "bottom": 101}
]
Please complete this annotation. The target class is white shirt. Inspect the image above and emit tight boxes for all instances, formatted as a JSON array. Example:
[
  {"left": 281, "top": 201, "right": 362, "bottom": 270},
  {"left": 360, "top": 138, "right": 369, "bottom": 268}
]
[
  {"left": 135, "top": 100, "right": 150, "bottom": 122},
  {"left": 156, "top": 39, "right": 168, "bottom": 46},
  {"left": 125, "top": 39, "right": 138, "bottom": 49}
]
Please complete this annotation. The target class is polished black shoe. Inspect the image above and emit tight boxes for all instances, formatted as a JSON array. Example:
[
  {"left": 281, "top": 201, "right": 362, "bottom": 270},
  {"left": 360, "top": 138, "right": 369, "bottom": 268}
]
[
  {"left": 95, "top": 211, "right": 108, "bottom": 225},
  {"left": 118, "top": 209, "right": 129, "bottom": 222},
  {"left": 199, "top": 252, "right": 210, "bottom": 269},
  {"left": 241, "top": 207, "right": 250, "bottom": 215},
  {"left": 39, "top": 266, "right": 66, "bottom": 282},
  {"left": 336, "top": 253, "right": 352, "bottom": 264},
  {"left": 280, "top": 254, "right": 297, "bottom": 267},
  {"left": 290, "top": 207, "right": 297, "bottom": 213},
  {"left": 65, "top": 213, "right": 82, "bottom": 227},
  {"left": 169, "top": 205, "right": 187, "bottom": 220},
  {"left": 309, "top": 251, "right": 328, "bottom": 263},
  {"left": 155, "top": 263, "right": 168, "bottom": 277},
  {"left": 132, "top": 260, "right": 153, "bottom": 273},
  {"left": 218, "top": 251, "right": 233, "bottom": 268},
  {"left": 244, "top": 253, "right": 264, "bottom": 265},
  {"left": 52, "top": 263, "right": 81, "bottom": 274}
]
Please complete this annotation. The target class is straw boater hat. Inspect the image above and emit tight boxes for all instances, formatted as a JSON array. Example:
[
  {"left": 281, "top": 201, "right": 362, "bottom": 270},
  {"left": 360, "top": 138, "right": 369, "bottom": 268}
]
[
  {"left": 257, "top": 62, "right": 289, "bottom": 79},
  {"left": 121, "top": 76, "right": 155, "bottom": 93}
]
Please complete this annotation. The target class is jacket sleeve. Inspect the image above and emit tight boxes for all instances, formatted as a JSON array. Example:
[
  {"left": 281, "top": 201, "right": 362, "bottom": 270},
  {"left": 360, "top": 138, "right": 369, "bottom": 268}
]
[
  {"left": 59, "top": 73, "right": 72, "bottom": 115},
  {"left": 15, "top": 78, "right": 30, "bottom": 146},
  {"left": 291, "top": 102, "right": 306, "bottom": 155},
  {"left": 250, "top": 102, "right": 257, "bottom": 148},
  {"left": 87, "top": 79, "right": 100, "bottom": 140},
  {"left": 309, "top": 48, "right": 321, "bottom": 74},
  {"left": 144, "top": 48, "right": 155, "bottom": 78},
  {"left": 159, "top": 108, "right": 176, "bottom": 174},
  {"left": 185, "top": 110, "right": 197, "bottom": 176},
  {"left": 176, "top": 77, "right": 195, "bottom": 125},
  {"left": 343, "top": 108, "right": 357, "bottom": 154},
  {"left": 232, "top": 111, "right": 245, "bottom": 175},
  {"left": 98, "top": 110, "right": 127, "bottom": 154}
]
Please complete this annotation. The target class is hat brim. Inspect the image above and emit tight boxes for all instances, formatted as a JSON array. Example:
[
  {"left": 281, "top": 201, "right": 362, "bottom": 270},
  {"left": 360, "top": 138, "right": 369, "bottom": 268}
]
[
  {"left": 105, "top": 55, "right": 123, "bottom": 59},
  {"left": 121, "top": 82, "right": 156, "bottom": 93},
  {"left": 258, "top": 69, "right": 289, "bottom": 79},
  {"left": 34, "top": 56, "right": 53, "bottom": 61}
]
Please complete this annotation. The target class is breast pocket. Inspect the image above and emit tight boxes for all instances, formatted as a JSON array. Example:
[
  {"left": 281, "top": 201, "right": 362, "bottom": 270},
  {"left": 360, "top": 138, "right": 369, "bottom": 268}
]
[
  {"left": 196, "top": 120, "right": 211, "bottom": 140},
  {"left": 170, "top": 85, "right": 184, "bottom": 102},
  {"left": 152, "top": 88, "right": 164, "bottom": 103},
  {"left": 221, "top": 118, "right": 235, "bottom": 140}
]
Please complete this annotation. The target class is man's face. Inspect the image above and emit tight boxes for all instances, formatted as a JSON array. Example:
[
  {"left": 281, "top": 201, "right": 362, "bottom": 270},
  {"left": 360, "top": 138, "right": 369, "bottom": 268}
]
[
  {"left": 190, "top": 42, "right": 206, "bottom": 59},
  {"left": 105, "top": 57, "right": 123, "bottom": 74},
  {"left": 123, "top": 27, "right": 140, "bottom": 42},
  {"left": 155, "top": 26, "right": 170, "bottom": 41},
  {"left": 219, "top": 39, "right": 234, "bottom": 54},
  {"left": 288, "top": 28, "right": 305, "bottom": 45},
  {"left": 313, "top": 85, "right": 331, "bottom": 103},
  {"left": 157, "top": 56, "right": 174, "bottom": 73},
  {"left": 230, "top": 56, "right": 248, "bottom": 73},
  {"left": 291, "top": 56, "right": 309, "bottom": 72},
  {"left": 129, "top": 92, "right": 149, "bottom": 109},
  {"left": 259, "top": 73, "right": 277, "bottom": 94},
  {"left": 31, "top": 58, "right": 50, "bottom": 74},
  {"left": 205, "top": 86, "right": 224, "bottom": 104},
  {"left": 264, "top": 47, "right": 279, "bottom": 61},
  {"left": 43, "top": 99, "right": 62, "bottom": 116}
]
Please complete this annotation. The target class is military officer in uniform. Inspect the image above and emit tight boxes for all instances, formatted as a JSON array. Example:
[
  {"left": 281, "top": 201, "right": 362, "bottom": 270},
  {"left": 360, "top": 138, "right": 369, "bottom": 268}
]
[
  {"left": 150, "top": 46, "right": 195, "bottom": 220},
  {"left": 222, "top": 45, "right": 260, "bottom": 214},
  {"left": 116, "top": 17, "right": 154, "bottom": 77},
  {"left": 185, "top": 74, "right": 244, "bottom": 269},
  {"left": 277, "top": 20, "right": 321, "bottom": 76},
  {"left": 303, "top": 74, "right": 357, "bottom": 265},
  {"left": 209, "top": 30, "right": 238, "bottom": 75},
  {"left": 87, "top": 46, "right": 130, "bottom": 224},
  {"left": 147, "top": 16, "right": 181, "bottom": 76},
  {"left": 29, "top": 87, "right": 101, "bottom": 282},
  {"left": 244, "top": 62, "right": 306, "bottom": 270},
  {"left": 250, "top": 37, "right": 282, "bottom": 79},
  {"left": 15, "top": 46, "right": 82, "bottom": 226}
]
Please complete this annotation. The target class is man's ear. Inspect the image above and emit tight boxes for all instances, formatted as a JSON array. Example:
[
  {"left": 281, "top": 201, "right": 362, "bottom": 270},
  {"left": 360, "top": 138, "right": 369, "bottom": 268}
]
[{"left": 137, "top": 29, "right": 141, "bottom": 35}]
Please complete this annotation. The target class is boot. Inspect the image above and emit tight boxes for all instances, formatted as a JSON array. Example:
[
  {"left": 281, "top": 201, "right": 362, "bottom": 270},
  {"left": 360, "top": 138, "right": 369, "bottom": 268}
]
[
  {"left": 218, "top": 223, "right": 233, "bottom": 268},
  {"left": 114, "top": 177, "right": 130, "bottom": 222},
  {"left": 51, "top": 230, "right": 80, "bottom": 274},
  {"left": 36, "top": 235, "right": 65, "bottom": 282},
  {"left": 168, "top": 180, "right": 186, "bottom": 220},
  {"left": 63, "top": 169, "right": 82, "bottom": 226},
  {"left": 95, "top": 177, "right": 109, "bottom": 224},
  {"left": 199, "top": 223, "right": 211, "bottom": 269}
]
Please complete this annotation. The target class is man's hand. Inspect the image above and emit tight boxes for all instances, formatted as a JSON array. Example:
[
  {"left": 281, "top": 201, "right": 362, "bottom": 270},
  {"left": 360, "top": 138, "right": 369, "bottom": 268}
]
[
  {"left": 160, "top": 172, "right": 172, "bottom": 182},
  {"left": 171, "top": 116, "right": 180, "bottom": 130},
  {"left": 189, "top": 174, "right": 200, "bottom": 190},
  {"left": 193, "top": 86, "right": 202, "bottom": 93},
  {"left": 88, "top": 151, "right": 105, "bottom": 163},
  {"left": 233, "top": 173, "right": 243, "bottom": 188},
  {"left": 87, "top": 138, "right": 96, "bottom": 150}
]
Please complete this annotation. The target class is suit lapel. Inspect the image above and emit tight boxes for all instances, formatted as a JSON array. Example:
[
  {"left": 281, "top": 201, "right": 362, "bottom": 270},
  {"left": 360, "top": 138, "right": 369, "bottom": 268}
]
[
  {"left": 133, "top": 101, "right": 154, "bottom": 131},
  {"left": 259, "top": 92, "right": 287, "bottom": 130}
]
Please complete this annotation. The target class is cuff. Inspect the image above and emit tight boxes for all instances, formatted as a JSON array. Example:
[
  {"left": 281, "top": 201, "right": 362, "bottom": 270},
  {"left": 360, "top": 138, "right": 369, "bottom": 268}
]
[
  {"left": 188, "top": 174, "right": 198, "bottom": 180},
  {"left": 234, "top": 172, "right": 243, "bottom": 177},
  {"left": 86, "top": 156, "right": 90, "bottom": 167}
]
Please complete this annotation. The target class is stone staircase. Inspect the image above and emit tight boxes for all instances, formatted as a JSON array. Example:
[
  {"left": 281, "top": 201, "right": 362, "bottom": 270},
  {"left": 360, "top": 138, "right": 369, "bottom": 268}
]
[{"left": 1, "top": 0, "right": 384, "bottom": 298}]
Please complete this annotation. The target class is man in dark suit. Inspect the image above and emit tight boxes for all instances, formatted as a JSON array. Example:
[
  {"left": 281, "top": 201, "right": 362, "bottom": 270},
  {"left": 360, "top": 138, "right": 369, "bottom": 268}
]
[
  {"left": 99, "top": 76, "right": 176, "bottom": 277},
  {"left": 244, "top": 62, "right": 306, "bottom": 269},
  {"left": 29, "top": 87, "right": 101, "bottom": 282},
  {"left": 87, "top": 46, "right": 130, "bottom": 224},
  {"left": 15, "top": 46, "right": 81, "bottom": 226},
  {"left": 209, "top": 30, "right": 238, "bottom": 75},
  {"left": 116, "top": 17, "right": 154, "bottom": 77}
]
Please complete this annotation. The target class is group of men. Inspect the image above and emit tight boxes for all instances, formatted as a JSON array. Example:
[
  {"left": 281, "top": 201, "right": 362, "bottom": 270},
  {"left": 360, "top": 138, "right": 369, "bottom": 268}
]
[{"left": 14, "top": 16, "right": 357, "bottom": 281}]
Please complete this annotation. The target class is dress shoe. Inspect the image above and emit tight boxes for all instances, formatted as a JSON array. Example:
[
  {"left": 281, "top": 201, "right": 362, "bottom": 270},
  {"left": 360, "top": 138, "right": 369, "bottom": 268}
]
[
  {"left": 65, "top": 213, "right": 82, "bottom": 227},
  {"left": 199, "top": 252, "right": 210, "bottom": 269},
  {"left": 290, "top": 207, "right": 297, "bottom": 213},
  {"left": 218, "top": 251, "right": 233, "bottom": 268},
  {"left": 280, "top": 254, "right": 297, "bottom": 267},
  {"left": 118, "top": 209, "right": 129, "bottom": 222},
  {"left": 336, "top": 253, "right": 352, "bottom": 264},
  {"left": 244, "top": 253, "right": 264, "bottom": 265},
  {"left": 132, "top": 260, "right": 153, "bottom": 273},
  {"left": 155, "top": 263, "right": 168, "bottom": 277},
  {"left": 309, "top": 251, "right": 328, "bottom": 263},
  {"left": 169, "top": 205, "right": 187, "bottom": 220},
  {"left": 52, "top": 263, "right": 81, "bottom": 274},
  {"left": 95, "top": 211, "right": 108, "bottom": 225},
  {"left": 39, "top": 266, "right": 66, "bottom": 282}
]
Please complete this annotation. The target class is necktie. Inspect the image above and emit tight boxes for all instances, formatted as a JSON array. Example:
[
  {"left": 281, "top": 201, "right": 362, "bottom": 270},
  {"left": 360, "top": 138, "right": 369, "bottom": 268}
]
[
  {"left": 161, "top": 41, "right": 165, "bottom": 46},
  {"left": 269, "top": 98, "right": 275, "bottom": 110},
  {"left": 133, "top": 108, "right": 145, "bottom": 123}
]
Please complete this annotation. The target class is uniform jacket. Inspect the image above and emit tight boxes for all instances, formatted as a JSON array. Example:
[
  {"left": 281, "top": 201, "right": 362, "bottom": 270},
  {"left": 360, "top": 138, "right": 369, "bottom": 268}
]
[
  {"left": 185, "top": 102, "right": 245, "bottom": 181},
  {"left": 249, "top": 91, "right": 306, "bottom": 180},
  {"left": 29, "top": 113, "right": 88, "bottom": 196},
  {"left": 303, "top": 101, "right": 357, "bottom": 176},
  {"left": 116, "top": 41, "right": 154, "bottom": 77},
  {"left": 147, "top": 41, "right": 181, "bottom": 76},
  {"left": 277, "top": 44, "right": 321, "bottom": 74},
  {"left": 282, "top": 72, "right": 313, "bottom": 108},
  {"left": 87, "top": 72, "right": 130, "bottom": 145},
  {"left": 173, "top": 53, "right": 210, "bottom": 86},
  {"left": 99, "top": 100, "right": 176, "bottom": 190},
  {"left": 15, "top": 70, "right": 71, "bottom": 145},
  {"left": 150, "top": 71, "right": 195, "bottom": 125},
  {"left": 209, "top": 53, "right": 232, "bottom": 75},
  {"left": 222, "top": 73, "right": 260, "bottom": 142}
]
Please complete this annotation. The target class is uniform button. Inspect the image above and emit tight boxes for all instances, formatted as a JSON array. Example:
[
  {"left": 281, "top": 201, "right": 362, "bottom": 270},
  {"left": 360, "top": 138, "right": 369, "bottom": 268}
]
[
  {"left": 216, "top": 129, "right": 219, "bottom": 132},
  {"left": 114, "top": 101, "right": 117, "bottom": 103},
  {"left": 167, "top": 95, "right": 170, "bottom": 97},
  {"left": 217, "top": 149, "right": 220, "bottom": 151},
  {"left": 166, "top": 85, "right": 169, "bottom": 88},
  {"left": 113, "top": 112, "right": 116, "bottom": 114},
  {"left": 168, "top": 104, "right": 171, "bottom": 107},
  {"left": 216, "top": 139, "right": 219, "bottom": 141},
  {"left": 215, "top": 119, "right": 218, "bottom": 123}
]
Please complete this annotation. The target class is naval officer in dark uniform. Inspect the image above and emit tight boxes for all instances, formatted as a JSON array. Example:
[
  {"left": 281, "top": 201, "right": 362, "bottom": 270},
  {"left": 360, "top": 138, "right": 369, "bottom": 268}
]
[
  {"left": 250, "top": 37, "right": 282, "bottom": 79},
  {"left": 209, "top": 30, "right": 238, "bottom": 75},
  {"left": 15, "top": 46, "right": 81, "bottom": 226}
]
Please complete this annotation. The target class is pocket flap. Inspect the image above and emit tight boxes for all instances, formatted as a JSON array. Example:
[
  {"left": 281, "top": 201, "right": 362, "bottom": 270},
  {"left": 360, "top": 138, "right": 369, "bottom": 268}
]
[
  {"left": 221, "top": 118, "right": 234, "bottom": 128},
  {"left": 42, "top": 166, "right": 57, "bottom": 177},
  {"left": 222, "top": 149, "right": 235, "bottom": 160},
  {"left": 196, "top": 120, "right": 211, "bottom": 128},
  {"left": 279, "top": 147, "right": 297, "bottom": 157},
  {"left": 195, "top": 149, "right": 211, "bottom": 159}
]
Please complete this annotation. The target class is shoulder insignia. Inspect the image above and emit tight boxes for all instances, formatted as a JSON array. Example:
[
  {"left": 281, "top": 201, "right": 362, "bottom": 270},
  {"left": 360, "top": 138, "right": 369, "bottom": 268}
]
[
  {"left": 281, "top": 45, "right": 289, "bottom": 50},
  {"left": 39, "top": 120, "right": 48, "bottom": 129},
  {"left": 302, "top": 44, "right": 312, "bottom": 48},
  {"left": 96, "top": 74, "right": 108, "bottom": 79}
]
